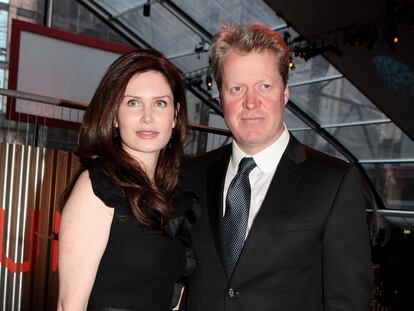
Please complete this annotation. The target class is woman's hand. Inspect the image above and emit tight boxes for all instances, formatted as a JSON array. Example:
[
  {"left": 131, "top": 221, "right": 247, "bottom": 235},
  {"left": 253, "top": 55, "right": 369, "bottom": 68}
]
[{"left": 172, "top": 286, "right": 185, "bottom": 310}]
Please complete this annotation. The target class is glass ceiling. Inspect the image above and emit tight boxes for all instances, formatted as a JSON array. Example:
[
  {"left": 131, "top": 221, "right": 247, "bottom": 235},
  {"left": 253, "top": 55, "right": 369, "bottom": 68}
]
[{"left": 77, "top": 0, "right": 414, "bottom": 211}]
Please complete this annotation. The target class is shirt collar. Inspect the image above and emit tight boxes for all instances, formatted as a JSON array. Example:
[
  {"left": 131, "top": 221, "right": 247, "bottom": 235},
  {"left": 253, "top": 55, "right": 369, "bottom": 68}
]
[{"left": 230, "top": 125, "right": 290, "bottom": 174}]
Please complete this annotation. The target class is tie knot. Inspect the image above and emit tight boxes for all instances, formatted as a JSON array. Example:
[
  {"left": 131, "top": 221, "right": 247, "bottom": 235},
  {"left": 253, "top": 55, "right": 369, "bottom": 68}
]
[{"left": 237, "top": 157, "right": 256, "bottom": 175}]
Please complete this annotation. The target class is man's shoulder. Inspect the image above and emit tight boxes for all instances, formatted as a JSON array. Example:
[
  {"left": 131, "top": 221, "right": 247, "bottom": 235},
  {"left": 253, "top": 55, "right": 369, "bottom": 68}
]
[
  {"left": 182, "top": 144, "right": 231, "bottom": 191},
  {"left": 187, "top": 144, "right": 232, "bottom": 170},
  {"left": 291, "top": 136, "right": 351, "bottom": 173},
  {"left": 305, "top": 145, "right": 348, "bottom": 168}
]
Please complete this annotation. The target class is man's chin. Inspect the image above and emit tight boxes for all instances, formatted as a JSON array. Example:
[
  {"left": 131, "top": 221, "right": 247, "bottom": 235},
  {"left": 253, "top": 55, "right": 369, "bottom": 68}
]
[{"left": 234, "top": 138, "right": 269, "bottom": 155}]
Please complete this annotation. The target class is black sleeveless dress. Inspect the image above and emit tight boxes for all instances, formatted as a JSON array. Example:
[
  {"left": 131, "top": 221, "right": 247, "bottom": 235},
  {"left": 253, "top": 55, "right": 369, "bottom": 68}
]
[{"left": 86, "top": 166, "right": 198, "bottom": 311}]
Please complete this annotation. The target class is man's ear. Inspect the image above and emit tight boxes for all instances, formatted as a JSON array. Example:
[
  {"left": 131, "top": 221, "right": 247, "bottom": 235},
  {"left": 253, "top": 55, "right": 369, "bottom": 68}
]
[{"left": 283, "top": 86, "right": 289, "bottom": 106}]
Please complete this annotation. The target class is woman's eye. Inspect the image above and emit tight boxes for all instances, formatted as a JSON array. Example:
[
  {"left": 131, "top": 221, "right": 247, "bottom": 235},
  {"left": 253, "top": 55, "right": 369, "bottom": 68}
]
[
  {"left": 154, "top": 100, "right": 167, "bottom": 108},
  {"left": 127, "top": 99, "right": 139, "bottom": 107}
]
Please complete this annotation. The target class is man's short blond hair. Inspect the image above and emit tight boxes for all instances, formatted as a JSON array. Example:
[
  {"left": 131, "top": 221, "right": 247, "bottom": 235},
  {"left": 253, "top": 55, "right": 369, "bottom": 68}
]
[{"left": 210, "top": 23, "right": 290, "bottom": 89}]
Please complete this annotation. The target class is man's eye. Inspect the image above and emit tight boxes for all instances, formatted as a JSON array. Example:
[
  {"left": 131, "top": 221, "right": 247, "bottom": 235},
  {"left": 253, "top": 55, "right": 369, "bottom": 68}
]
[
  {"left": 231, "top": 86, "right": 242, "bottom": 93},
  {"left": 154, "top": 100, "right": 167, "bottom": 108},
  {"left": 262, "top": 83, "right": 271, "bottom": 90},
  {"left": 127, "top": 99, "right": 139, "bottom": 107}
]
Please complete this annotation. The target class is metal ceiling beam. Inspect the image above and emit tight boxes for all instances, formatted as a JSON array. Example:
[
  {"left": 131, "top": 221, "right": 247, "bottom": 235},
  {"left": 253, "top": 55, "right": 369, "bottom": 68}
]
[
  {"left": 76, "top": 0, "right": 151, "bottom": 49},
  {"left": 358, "top": 159, "right": 414, "bottom": 164},
  {"left": 159, "top": 0, "right": 213, "bottom": 42},
  {"left": 167, "top": 50, "right": 208, "bottom": 61},
  {"left": 376, "top": 209, "right": 414, "bottom": 216},
  {"left": 321, "top": 119, "right": 391, "bottom": 129},
  {"left": 288, "top": 74, "right": 343, "bottom": 87},
  {"left": 112, "top": 4, "right": 143, "bottom": 19}
]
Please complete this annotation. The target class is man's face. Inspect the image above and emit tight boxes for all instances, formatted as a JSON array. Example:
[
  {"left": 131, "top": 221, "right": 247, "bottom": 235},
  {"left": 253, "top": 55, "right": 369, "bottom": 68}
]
[{"left": 220, "top": 49, "right": 289, "bottom": 155}]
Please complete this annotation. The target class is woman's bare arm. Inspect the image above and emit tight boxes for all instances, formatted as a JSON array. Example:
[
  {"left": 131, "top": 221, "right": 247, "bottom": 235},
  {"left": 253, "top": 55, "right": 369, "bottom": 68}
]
[{"left": 57, "top": 171, "right": 114, "bottom": 311}]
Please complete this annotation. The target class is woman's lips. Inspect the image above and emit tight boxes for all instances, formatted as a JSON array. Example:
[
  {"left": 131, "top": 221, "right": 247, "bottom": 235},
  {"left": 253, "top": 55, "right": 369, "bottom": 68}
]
[{"left": 136, "top": 130, "right": 159, "bottom": 139}]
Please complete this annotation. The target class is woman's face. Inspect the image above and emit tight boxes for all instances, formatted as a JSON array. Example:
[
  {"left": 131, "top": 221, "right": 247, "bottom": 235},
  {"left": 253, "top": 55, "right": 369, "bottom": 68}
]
[{"left": 116, "top": 70, "right": 176, "bottom": 163}]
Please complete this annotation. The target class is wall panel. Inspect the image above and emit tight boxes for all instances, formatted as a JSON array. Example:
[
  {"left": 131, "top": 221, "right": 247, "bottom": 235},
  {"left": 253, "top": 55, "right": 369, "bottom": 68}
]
[{"left": 0, "top": 143, "right": 80, "bottom": 310}]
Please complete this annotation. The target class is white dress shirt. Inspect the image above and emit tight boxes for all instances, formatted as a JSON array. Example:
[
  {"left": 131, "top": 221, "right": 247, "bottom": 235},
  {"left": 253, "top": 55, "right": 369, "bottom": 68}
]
[{"left": 223, "top": 126, "right": 290, "bottom": 239}]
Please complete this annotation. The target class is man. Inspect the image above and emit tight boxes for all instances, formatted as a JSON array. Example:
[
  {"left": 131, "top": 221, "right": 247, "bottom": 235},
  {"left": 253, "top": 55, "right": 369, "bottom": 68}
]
[{"left": 184, "top": 24, "right": 372, "bottom": 311}]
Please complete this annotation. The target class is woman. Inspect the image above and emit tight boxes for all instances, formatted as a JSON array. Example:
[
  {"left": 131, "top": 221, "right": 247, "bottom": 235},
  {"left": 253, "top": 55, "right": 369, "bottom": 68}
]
[{"left": 57, "top": 49, "right": 195, "bottom": 310}]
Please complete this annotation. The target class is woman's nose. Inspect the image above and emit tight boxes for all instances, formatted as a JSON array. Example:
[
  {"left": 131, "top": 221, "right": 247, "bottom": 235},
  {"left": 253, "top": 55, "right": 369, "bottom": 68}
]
[{"left": 141, "top": 106, "right": 154, "bottom": 124}]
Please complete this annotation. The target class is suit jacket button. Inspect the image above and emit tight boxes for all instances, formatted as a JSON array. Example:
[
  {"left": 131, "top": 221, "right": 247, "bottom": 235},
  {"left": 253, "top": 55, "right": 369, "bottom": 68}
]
[{"left": 228, "top": 288, "right": 235, "bottom": 298}]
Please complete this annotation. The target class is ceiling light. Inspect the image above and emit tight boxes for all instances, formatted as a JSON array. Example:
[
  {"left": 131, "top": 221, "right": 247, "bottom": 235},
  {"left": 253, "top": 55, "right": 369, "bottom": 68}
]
[
  {"left": 205, "top": 74, "right": 213, "bottom": 91},
  {"left": 143, "top": 0, "right": 151, "bottom": 17}
]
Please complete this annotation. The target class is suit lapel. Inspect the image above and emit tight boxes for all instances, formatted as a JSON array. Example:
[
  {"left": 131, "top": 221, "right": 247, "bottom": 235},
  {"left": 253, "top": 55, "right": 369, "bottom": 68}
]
[
  {"left": 206, "top": 146, "right": 231, "bottom": 276},
  {"left": 233, "top": 135, "right": 307, "bottom": 279}
]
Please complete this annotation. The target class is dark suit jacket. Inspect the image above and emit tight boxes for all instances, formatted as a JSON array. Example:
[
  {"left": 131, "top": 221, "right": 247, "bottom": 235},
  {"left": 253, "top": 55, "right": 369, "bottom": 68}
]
[{"left": 183, "top": 134, "right": 372, "bottom": 311}]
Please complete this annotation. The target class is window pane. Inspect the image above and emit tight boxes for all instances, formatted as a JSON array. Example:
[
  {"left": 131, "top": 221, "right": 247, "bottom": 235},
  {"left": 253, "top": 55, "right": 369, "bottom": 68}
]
[
  {"left": 290, "top": 78, "right": 388, "bottom": 125},
  {"left": 326, "top": 123, "right": 414, "bottom": 160},
  {"left": 291, "top": 129, "right": 348, "bottom": 161},
  {"left": 364, "top": 163, "right": 414, "bottom": 210},
  {"left": 171, "top": 0, "right": 286, "bottom": 34}
]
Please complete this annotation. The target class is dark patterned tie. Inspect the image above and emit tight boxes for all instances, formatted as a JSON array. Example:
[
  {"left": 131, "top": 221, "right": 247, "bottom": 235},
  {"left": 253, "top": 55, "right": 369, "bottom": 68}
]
[{"left": 223, "top": 157, "right": 257, "bottom": 274}]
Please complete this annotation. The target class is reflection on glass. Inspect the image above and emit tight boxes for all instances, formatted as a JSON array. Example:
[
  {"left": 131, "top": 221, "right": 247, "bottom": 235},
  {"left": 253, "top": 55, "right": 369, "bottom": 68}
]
[
  {"left": 364, "top": 163, "right": 414, "bottom": 210},
  {"left": 95, "top": 0, "right": 139, "bottom": 13},
  {"left": 171, "top": 0, "right": 286, "bottom": 34},
  {"left": 288, "top": 55, "right": 341, "bottom": 85},
  {"left": 326, "top": 124, "right": 414, "bottom": 160},
  {"left": 52, "top": 0, "right": 131, "bottom": 46},
  {"left": 373, "top": 55, "right": 414, "bottom": 112},
  {"left": 171, "top": 52, "right": 209, "bottom": 76},
  {"left": 285, "top": 108, "right": 310, "bottom": 130},
  {"left": 290, "top": 78, "right": 387, "bottom": 125},
  {"left": 291, "top": 129, "right": 347, "bottom": 161},
  {"left": 120, "top": 3, "right": 199, "bottom": 55}
]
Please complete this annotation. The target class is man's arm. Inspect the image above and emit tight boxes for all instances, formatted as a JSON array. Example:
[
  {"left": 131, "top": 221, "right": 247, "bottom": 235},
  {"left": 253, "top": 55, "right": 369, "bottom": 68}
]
[{"left": 323, "top": 165, "right": 373, "bottom": 311}]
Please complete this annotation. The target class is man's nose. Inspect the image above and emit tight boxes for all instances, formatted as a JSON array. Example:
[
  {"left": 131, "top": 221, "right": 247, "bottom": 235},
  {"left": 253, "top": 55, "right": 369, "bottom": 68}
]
[{"left": 244, "top": 89, "right": 260, "bottom": 110}]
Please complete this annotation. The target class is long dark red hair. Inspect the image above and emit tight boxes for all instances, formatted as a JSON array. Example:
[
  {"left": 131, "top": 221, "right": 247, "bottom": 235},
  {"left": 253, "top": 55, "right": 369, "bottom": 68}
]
[{"left": 71, "top": 49, "right": 188, "bottom": 229}]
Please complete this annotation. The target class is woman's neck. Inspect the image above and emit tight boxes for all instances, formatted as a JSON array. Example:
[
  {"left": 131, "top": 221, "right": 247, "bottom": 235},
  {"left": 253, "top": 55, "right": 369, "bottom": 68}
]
[{"left": 132, "top": 154, "right": 158, "bottom": 181}]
